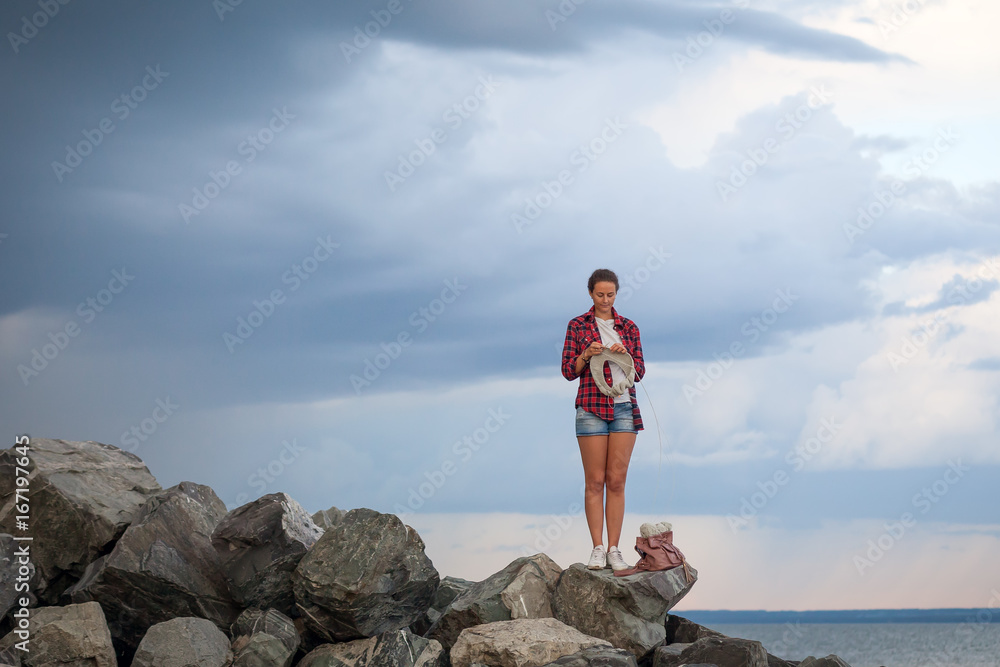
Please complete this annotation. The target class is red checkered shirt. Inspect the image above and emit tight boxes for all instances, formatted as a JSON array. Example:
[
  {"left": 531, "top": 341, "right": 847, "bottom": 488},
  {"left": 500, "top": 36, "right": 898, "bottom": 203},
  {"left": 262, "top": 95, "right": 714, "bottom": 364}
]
[{"left": 561, "top": 305, "right": 644, "bottom": 430}]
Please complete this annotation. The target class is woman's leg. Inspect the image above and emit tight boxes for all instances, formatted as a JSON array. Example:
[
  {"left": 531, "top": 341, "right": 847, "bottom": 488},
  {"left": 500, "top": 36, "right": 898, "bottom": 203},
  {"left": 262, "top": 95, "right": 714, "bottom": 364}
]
[
  {"left": 577, "top": 435, "right": 609, "bottom": 547},
  {"left": 605, "top": 430, "right": 637, "bottom": 549}
]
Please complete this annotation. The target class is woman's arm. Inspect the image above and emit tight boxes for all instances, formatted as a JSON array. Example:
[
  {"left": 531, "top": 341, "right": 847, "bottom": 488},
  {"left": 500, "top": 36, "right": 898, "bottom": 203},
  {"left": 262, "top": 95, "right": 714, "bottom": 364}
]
[
  {"left": 627, "top": 322, "right": 645, "bottom": 381},
  {"left": 561, "top": 321, "right": 585, "bottom": 380},
  {"left": 562, "top": 320, "right": 599, "bottom": 380}
]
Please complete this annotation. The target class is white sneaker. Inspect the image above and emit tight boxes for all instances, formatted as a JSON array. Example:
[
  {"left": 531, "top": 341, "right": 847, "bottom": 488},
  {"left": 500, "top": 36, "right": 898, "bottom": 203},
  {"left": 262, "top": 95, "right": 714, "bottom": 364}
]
[
  {"left": 587, "top": 545, "right": 607, "bottom": 569},
  {"left": 607, "top": 546, "right": 630, "bottom": 571}
]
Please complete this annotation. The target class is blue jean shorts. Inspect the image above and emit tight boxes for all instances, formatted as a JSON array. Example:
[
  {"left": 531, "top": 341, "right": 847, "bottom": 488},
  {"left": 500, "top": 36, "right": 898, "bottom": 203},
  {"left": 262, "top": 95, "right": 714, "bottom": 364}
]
[{"left": 575, "top": 402, "right": 636, "bottom": 436}]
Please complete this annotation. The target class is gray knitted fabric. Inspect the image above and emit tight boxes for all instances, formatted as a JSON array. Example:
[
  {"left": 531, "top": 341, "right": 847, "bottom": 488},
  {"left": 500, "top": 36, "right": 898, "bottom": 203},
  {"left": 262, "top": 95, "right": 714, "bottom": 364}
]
[{"left": 588, "top": 349, "right": 636, "bottom": 397}]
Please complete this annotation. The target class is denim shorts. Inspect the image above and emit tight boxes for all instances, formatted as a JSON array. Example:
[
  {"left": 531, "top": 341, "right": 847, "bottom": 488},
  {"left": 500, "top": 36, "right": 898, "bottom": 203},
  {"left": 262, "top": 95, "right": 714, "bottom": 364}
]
[{"left": 575, "top": 402, "right": 636, "bottom": 436}]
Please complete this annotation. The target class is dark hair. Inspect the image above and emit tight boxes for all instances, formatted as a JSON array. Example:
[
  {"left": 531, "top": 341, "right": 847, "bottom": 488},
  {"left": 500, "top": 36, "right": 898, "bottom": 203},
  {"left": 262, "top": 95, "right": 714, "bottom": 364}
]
[{"left": 588, "top": 268, "right": 619, "bottom": 293}]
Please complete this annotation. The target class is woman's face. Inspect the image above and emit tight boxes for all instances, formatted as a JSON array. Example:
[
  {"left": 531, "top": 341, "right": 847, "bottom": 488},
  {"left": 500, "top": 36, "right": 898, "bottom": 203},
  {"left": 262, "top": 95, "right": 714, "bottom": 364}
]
[{"left": 590, "top": 281, "right": 617, "bottom": 313}]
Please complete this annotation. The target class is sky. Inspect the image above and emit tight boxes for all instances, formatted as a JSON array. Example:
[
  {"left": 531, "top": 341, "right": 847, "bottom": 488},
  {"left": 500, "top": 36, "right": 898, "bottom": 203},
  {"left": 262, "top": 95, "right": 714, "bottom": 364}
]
[{"left": 1, "top": 0, "right": 998, "bottom": 612}]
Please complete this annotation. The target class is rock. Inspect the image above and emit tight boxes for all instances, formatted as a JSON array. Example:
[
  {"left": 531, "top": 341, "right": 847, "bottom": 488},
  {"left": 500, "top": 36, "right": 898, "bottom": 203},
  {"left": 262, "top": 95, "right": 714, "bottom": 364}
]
[
  {"left": 131, "top": 617, "right": 233, "bottom": 667},
  {"left": 297, "top": 628, "right": 446, "bottom": 667},
  {"left": 311, "top": 506, "right": 343, "bottom": 530},
  {"left": 1, "top": 534, "right": 35, "bottom": 622},
  {"left": 798, "top": 656, "right": 852, "bottom": 667},
  {"left": 0, "top": 601, "right": 116, "bottom": 667},
  {"left": 66, "top": 482, "right": 239, "bottom": 657},
  {"left": 767, "top": 652, "right": 797, "bottom": 667},
  {"left": 0, "top": 644, "right": 19, "bottom": 667},
  {"left": 410, "top": 575, "right": 476, "bottom": 636},
  {"left": 231, "top": 608, "right": 300, "bottom": 667},
  {"left": 540, "top": 645, "right": 639, "bottom": 666},
  {"left": 652, "top": 636, "right": 768, "bottom": 667},
  {"left": 0, "top": 438, "right": 161, "bottom": 603},
  {"left": 646, "top": 642, "right": 688, "bottom": 665},
  {"left": 211, "top": 492, "right": 323, "bottom": 616},
  {"left": 293, "top": 508, "right": 439, "bottom": 642},
  {"left": 553, "top": 563, "right": 697, "bottom": 659},
  {"left": 451, "top": 617, "right": 612, "bottom": 667},
  {"left": 231, "top": 607, "right": 299, "bottom": 651},
  {"left": 426, "top": 553, "right": 561, "bottom": 649},
  {"left": 663, "top": 615, "right": 723, "bottom": 644},
  {"left": 232, "top": 633, "right": 296, "bottom": 667}
]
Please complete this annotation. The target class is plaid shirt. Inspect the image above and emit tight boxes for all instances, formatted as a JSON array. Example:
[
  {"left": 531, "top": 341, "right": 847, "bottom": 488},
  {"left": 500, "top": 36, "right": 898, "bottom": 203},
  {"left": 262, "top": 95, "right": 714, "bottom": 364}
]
[{"left": 561, "top": 306, "right": 644, "bottom": 430}]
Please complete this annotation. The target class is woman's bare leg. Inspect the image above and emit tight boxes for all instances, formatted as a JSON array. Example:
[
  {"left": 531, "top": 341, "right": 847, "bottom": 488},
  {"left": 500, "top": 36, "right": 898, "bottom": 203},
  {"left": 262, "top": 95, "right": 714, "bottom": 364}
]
[
  {"left": 605, "top": 430, "right": 637, "bottom": 549},
  {"left": 577, "top": 435, "right": 608, "bottom": 547}
]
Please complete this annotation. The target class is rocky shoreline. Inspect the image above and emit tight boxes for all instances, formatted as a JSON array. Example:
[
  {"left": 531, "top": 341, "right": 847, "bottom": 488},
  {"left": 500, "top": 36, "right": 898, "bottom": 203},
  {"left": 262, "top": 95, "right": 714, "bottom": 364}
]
[{"left": 0, "top": 438, "right": 853, "bottom": 667}]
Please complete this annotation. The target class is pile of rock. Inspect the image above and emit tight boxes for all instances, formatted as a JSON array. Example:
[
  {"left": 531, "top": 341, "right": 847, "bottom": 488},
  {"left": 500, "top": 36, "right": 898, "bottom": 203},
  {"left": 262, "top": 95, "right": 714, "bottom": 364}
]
[{"left": 0, "top": 438, "right": 853, "bottom": 667}]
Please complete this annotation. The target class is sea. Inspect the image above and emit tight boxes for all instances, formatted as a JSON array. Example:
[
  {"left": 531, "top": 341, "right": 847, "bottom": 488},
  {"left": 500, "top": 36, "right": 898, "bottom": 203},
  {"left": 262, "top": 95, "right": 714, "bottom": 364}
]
[{"left": 703, "top": 623, "right": 1000, "bottom": 667}]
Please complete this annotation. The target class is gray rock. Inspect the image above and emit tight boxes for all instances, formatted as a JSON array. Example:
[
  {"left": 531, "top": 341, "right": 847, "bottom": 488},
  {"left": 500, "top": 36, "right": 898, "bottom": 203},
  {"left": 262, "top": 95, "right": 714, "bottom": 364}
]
[
  {"left": 798, "top": 656, "right": 852, "bottom": 667},
  {"left": 293, "top": 508, "right": 439, "bottom": 642},
  {"left": 231, "top": 607, "right": 299, "bottom": 652},
  {"left": 451, "top": 617, "right": 612, "bottom": 667},
  {"left": 132, "top": 617, "right": 233, "bottom": 667},
  {"left": 540, "top": 644, "right": 639, "bottom": 666},
  {"left": 1, "top": 534, "right": 35, "bottom": 621},
  {"left": 0, "top": 438, "right": 161, "bottom": 603},
  {"left": 553, "top": 563, "right": 697, "bottom": 659},
  {"left": 311, "top": 506, "right": 343, "bottom": 530},
  {"left": 653, "top": 636, "right": 768, "bottom": 667},
  {"left": 66, "top": 482, "right": 239, "bottom": 656},
  {"left": 649, "top": 642, "right": 689, "bottom": 662},
  {"left": 425, "top": 553, "right": 562, "bottom": 649},
  {"left": 0, "top": 601, "right": 116, "bottom": 667},
  {"left": 767, "top": 652, "right": 797, "bottom": 667},
  {"left": 212, "top": 492, "right": 323, "bottom": 616},
  {"left": 0, "top": 643, "right": 19, "bottom": 667},
  {"left": 664, "top": 615, "right": 723, "bottom": 644},
  {"left": 410, "top": 575, "right": 476, "bottom": 636},
  {"left": 232, "top": 633, "right": 295, "bottom": 667},
  {"left": 297, "top": 628, "right": 446, "bottom": 667},
  {"left": 231, "top": 608, "right": 300, "bottom": 667}
]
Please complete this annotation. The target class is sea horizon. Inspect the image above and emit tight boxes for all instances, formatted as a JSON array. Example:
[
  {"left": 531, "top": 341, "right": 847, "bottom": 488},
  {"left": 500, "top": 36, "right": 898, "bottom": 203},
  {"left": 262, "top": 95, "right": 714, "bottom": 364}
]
[{"left": 677, "top": 607, "right": 1000, "bottom": 624}]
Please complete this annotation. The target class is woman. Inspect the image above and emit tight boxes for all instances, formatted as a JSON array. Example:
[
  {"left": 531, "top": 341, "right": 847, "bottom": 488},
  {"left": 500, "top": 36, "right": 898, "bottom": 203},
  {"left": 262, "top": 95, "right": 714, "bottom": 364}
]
[{"left": 561, "top": 268, "right": 645, "bottom": 572}]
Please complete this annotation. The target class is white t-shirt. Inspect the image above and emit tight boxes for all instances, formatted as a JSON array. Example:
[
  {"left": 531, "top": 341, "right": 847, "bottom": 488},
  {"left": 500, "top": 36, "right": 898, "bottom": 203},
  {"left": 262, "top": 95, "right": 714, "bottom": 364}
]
[{"left": 594, "top": 316, "right": 631, "bottom": 403}]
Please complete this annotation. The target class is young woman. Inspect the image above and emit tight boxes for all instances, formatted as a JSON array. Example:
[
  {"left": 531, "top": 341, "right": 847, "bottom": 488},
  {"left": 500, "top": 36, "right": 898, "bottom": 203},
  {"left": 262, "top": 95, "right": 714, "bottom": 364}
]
[{"left": 561, "top": 269, "right": 645, "bottom": 571}]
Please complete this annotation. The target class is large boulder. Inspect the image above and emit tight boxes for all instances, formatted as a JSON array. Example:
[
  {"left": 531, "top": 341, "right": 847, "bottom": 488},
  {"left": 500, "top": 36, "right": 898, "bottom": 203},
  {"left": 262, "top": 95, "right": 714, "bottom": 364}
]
[
  {"left": 451, "top": 617, "right": 612, "bottom": 667},
  {"left": 652, "top": 636, "right": 768, "bottom": 667},
  {"left": 659, "top": 618, "right": 791, "bottom": 667},
  {"left": 0, "top": 439, "right": 161, "bottom": 603},
  {"left": 297, "top": 628, "right": 446, "bottom": 667},
  {"left": 292, "top": 508, "right": 439, "bottom": 642},
  {"left": 131, "top": 617, "right": 232, "bottom": 667},
  {"left": 553, "top": 563, "right": 697, "bottom": 660},
  {"left": 0, "top": 601, "right": 116, "bottom": 667},
  {"left": 211, "top": 492, "right": 323, "bottom": 616},
  {"left": 230, "top": 608, "right": 300, "bottom": 667},
  {"left": 66, "top": 482, "right": 239, "bottom": 657},
  {"left": 426, "top": 553, "right": 561, "bottom": 649},
  {"left": 410, "top": 575, "right": 476, "bottom": 636}
]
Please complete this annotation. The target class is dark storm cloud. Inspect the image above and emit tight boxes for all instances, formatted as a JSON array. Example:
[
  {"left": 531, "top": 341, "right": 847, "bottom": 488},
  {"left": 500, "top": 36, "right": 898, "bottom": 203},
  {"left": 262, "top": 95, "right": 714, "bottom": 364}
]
[{"left": 0, "top": 0, "right": 972, "bottom": 424}]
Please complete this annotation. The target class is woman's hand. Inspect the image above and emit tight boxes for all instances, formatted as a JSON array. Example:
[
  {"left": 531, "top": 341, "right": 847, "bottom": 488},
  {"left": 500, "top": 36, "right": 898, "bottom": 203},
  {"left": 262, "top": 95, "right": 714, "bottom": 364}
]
[
  {"left": 582, "top": 340, "right": 603, "bottom": 361},
  {"left": 607, "top": 343, "right": 627, "bottom": 354}
]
